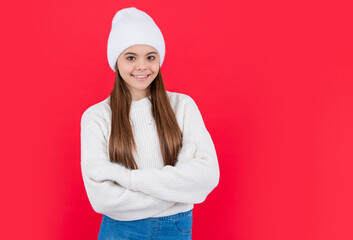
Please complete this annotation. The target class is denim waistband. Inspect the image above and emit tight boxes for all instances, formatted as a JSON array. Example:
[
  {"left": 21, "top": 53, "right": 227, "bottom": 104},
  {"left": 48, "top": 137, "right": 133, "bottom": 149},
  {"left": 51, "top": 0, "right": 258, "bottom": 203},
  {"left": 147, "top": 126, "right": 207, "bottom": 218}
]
[
  {"left": 147, "top": 209, "right": 193, "bottom": 220},
  {"left": 103, "top": 209, "right": 193, "bottom": 222}
]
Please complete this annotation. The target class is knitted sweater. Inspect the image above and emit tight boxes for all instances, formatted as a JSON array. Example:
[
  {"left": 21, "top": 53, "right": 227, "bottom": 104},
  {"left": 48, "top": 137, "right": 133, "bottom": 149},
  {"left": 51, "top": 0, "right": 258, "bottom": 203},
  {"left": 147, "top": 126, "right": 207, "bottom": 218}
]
[{"left": 80, "top": 91, "right": 220, "bottom": 221}]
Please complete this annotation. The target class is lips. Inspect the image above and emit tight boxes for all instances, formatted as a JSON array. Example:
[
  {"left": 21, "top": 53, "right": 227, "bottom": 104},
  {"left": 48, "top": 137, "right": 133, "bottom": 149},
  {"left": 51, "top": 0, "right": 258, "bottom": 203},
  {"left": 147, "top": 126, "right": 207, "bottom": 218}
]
[{"left": 131, "top": 74, "right": 151, "bottom": 81}]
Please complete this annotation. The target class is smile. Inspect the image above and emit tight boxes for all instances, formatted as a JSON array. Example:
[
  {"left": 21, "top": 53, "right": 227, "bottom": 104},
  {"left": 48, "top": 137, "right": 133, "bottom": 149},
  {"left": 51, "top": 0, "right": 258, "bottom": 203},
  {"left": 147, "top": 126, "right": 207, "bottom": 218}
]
[{"left": 131, "top": 74, "right": 151, "bottom": 81}]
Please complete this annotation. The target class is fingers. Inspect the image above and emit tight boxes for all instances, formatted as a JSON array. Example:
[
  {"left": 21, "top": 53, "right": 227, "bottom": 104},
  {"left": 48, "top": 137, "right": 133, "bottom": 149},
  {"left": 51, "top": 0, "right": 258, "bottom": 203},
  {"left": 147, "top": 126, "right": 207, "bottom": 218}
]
[{"left": 176, "top": 142, "right": 197, "bottom": 166}]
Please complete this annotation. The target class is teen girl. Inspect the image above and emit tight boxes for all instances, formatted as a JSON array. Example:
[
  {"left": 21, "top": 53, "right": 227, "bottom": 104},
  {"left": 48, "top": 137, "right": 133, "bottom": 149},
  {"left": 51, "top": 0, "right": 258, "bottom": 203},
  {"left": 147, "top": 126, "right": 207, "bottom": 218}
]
[{"left": 80, "top": 7, "right": 220, "bottom": 240}]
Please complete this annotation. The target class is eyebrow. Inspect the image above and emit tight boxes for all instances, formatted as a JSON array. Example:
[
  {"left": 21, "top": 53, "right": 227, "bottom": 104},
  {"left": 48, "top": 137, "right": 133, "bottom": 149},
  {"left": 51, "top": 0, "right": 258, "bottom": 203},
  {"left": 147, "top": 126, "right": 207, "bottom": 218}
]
[{"left": 123, "top": 51, "right": 158, "bottom": 56}]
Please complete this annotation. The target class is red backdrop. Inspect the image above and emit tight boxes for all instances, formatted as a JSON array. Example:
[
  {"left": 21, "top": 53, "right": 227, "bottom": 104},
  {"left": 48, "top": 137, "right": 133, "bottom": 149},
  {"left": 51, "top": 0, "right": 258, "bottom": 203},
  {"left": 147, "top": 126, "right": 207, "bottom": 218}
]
[{"left": 1, "top": 0, "right": 352, "bottom": 239}]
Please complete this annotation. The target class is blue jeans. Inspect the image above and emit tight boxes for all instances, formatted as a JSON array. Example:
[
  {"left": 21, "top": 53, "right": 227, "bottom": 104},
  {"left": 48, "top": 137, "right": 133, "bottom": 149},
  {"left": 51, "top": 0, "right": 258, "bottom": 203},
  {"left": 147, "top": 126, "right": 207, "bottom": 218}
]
[{"left": 97, "top": 210, "right": 193, "bottom": 240}]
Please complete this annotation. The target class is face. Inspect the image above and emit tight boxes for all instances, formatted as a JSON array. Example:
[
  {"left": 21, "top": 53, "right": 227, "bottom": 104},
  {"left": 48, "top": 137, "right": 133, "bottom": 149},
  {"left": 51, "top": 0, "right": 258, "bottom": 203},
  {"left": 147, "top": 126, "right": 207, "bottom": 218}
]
[{"left": 116, "top": 44, "right": 160, "bottom": 101}]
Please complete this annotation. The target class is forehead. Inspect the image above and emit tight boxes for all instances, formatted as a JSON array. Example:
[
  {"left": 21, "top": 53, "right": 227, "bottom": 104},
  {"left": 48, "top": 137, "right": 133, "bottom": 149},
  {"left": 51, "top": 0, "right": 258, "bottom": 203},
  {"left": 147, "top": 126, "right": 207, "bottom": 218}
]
[{"left": 122, "top": 44, "right": 158, "bottom": 54}]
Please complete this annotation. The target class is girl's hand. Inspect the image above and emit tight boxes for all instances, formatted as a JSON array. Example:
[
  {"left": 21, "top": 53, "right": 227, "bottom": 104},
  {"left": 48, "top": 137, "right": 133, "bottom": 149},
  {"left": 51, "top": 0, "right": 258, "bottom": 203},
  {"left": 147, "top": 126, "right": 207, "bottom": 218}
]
[
  {"left": 176, "top": 142, "right": 197, "bottom": 166},
  {"left": 85, "top": 160, "right": 131, "bottom": 188}
]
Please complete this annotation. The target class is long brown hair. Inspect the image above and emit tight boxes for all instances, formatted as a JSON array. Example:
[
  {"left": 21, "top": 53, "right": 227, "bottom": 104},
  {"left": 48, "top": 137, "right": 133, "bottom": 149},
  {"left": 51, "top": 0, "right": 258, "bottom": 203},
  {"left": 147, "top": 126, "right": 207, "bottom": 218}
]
[{"left": 108, "top": 64, "right": 183, "bottom": 169}]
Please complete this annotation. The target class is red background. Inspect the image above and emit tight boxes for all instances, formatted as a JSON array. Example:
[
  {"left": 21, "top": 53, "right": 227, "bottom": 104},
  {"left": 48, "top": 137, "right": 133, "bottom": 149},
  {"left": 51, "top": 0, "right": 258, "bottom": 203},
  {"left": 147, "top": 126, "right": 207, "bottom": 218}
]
[{"left": 1, "top": 0, "right": 352, "bottom": 239}]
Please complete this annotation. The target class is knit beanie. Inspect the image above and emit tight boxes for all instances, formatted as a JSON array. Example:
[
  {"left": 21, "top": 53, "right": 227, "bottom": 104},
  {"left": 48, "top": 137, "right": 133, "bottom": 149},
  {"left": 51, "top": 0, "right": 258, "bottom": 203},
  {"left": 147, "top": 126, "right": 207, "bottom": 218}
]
[{"left": 107, "top": 7, "right": 166, "bottom": 72}]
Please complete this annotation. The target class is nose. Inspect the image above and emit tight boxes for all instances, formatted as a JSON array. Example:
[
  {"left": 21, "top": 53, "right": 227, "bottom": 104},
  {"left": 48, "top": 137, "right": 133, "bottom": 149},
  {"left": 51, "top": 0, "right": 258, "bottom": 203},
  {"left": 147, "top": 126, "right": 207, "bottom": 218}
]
[{"left": 136, "top": 59, "right": 147, "bottom": 70}]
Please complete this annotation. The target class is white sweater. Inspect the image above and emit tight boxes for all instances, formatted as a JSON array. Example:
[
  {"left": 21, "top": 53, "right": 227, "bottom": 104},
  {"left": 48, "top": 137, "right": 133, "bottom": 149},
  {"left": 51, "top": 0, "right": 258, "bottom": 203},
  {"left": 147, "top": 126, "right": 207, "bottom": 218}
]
[{"left": 80, "top": 91, "right": 220, "bottom": 221}]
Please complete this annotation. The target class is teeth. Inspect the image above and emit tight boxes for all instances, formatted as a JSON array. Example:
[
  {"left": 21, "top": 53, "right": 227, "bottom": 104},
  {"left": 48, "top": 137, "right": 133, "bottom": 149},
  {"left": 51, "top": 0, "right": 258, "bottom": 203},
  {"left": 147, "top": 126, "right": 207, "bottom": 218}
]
[{"left": 134, "top": 75, "right": 148, "bottom": 78}]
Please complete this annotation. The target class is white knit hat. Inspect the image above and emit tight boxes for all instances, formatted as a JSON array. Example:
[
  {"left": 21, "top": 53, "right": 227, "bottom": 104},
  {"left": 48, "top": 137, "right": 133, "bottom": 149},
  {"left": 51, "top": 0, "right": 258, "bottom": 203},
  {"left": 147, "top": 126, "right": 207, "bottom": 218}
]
[{"left": 107, "top": 7, "right": 166, "bottom": 72}]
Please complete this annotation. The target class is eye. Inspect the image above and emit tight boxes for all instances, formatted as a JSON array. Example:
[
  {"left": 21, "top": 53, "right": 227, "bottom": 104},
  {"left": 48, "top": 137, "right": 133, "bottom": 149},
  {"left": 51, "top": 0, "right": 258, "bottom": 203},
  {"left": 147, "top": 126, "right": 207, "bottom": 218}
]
[
  {"left": 148, "top": 56, "right": 155, "bottom": 61},
  {"left": 127, "top": 56, "right": 135, "bottom": 61}
]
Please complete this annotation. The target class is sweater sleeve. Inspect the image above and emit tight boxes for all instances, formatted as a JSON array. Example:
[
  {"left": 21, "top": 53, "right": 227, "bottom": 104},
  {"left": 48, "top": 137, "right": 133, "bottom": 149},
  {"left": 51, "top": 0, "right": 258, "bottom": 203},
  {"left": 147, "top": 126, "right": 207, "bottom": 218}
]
[
  {"left": 80, "top": 111, "right": 176, "bottom": 220},
  {"left": 129, "top": 96, "right": 220, "bottom": 204}
]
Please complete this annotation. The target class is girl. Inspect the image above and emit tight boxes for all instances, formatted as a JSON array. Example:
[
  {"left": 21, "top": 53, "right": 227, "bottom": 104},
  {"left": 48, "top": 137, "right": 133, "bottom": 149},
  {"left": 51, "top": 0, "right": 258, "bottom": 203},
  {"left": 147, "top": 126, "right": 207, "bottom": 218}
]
[{"left": 80, "top": 7, "right": 220, "bottom": 240}]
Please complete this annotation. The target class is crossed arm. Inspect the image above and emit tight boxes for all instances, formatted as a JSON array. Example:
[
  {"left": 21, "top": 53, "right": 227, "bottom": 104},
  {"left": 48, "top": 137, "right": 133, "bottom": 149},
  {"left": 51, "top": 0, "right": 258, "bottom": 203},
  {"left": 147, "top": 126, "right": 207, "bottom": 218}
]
[
  {"left": 81, "top": 111, "right": 177, "bottom": 220},
  {"left": 82, "top": 97, "right": 220, "bottom": 206}
]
